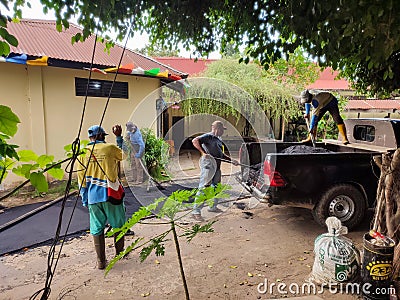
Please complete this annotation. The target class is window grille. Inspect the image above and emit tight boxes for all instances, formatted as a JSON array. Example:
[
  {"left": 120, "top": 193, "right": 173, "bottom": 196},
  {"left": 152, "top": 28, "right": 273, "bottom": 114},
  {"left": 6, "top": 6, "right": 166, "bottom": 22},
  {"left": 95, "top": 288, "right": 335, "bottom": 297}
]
[{"left": 75, "top": 78, "right": 128, "bottom": 99}]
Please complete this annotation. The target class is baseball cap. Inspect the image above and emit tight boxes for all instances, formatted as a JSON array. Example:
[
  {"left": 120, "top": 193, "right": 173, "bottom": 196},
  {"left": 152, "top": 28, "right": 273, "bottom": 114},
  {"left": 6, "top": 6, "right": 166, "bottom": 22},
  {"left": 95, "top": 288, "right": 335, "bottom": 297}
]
[
  {"left": 212, "top": 120, "right": 227, "bottom": 130},
  {"left": 126, "top": 122, "right": 137, "bottom": 130},
  {"left": 88, "top": 125, "right": 108, "bottom": 137},
  {"left": 300, "top": 89, "right": 311, "bottom": 104}
]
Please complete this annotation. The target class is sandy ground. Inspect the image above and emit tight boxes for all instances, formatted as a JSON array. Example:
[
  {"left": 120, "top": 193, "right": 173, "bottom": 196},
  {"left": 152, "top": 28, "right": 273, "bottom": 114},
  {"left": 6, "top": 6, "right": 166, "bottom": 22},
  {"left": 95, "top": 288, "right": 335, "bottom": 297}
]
[
  {"left": 0, "top": 151, "right": 392, "bottom": 300},
  {"left": 1, "top": 204, "right": 369, "bottom": 300}
]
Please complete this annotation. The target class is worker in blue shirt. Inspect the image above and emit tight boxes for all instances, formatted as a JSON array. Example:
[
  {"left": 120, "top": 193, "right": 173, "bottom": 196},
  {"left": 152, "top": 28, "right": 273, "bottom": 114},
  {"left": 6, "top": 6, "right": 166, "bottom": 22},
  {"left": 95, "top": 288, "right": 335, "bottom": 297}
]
[{"left": 125, "top": 122, "right": 145, "bottom": 184}]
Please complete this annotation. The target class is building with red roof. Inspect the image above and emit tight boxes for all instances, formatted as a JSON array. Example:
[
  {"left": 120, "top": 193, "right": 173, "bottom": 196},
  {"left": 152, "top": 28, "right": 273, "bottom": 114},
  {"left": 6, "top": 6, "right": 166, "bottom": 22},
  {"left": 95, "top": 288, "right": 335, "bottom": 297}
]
[
  {"left": 1, "top": 19, "right": 189, "bottom": 187},
  {"left": 154, "top": 57, "right": 217, "bottom": 76},
  {"left": 307, "top": 68, "right": 350, "bottom": 91}
]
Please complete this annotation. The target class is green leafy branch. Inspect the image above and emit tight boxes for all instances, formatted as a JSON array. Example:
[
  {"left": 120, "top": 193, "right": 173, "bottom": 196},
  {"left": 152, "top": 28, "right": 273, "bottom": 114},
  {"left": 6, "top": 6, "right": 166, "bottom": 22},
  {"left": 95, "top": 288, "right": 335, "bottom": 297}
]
[
  {"left": 178, "top": 57, "right": 315, "bottom": 138},
  {"left": 180, "top": 220, "right": 217, "bottom": 243},
  {"left": 139, "top": 232, "right": 169, "bottom": 262},
  {"left": 11, "top": 150, "right": 65, "bottom": 192},
  {"left": 105, "top": 184, "right": 231, "bottom": 300}
]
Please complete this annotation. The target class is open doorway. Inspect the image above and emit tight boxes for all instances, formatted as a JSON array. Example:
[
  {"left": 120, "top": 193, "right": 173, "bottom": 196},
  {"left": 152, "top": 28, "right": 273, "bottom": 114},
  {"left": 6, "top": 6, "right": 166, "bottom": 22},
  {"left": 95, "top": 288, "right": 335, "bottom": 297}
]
[{"left": 172, "top": 116, "right": 185, "bottom": 154}]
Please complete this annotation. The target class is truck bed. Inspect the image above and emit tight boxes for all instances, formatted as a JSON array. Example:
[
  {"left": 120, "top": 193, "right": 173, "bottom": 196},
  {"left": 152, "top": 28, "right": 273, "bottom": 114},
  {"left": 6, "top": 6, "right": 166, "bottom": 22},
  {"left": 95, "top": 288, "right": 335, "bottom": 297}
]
[
  {"left": 237, "top": 118, "right": 400, "bottom": 229},
  {"left": 240, "top": 140, "right": 386, "bottom": 170},
  {"left": 322, "top": 139, "right": 395, "bottom": 153}
]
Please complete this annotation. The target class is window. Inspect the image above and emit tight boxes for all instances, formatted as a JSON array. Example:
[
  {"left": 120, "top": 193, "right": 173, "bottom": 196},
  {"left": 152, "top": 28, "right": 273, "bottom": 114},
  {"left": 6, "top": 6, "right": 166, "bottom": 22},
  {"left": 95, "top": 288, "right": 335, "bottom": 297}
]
[
  {"left": 75, "top": 78, "right": 128, "bottom": 99},
  {"left": 353, "top": 125, "right": 375, "bottom": 142}
]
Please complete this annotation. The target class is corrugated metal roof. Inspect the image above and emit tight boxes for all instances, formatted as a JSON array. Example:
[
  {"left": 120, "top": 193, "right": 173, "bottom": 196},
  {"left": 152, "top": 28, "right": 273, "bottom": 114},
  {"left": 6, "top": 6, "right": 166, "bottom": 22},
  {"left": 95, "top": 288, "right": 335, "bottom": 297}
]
[
  {"left": 5, "top": 19, "right": 187, "bottom": 77},
  {"left": 346, "top": 99, "right": 400, "bottom": 110}
]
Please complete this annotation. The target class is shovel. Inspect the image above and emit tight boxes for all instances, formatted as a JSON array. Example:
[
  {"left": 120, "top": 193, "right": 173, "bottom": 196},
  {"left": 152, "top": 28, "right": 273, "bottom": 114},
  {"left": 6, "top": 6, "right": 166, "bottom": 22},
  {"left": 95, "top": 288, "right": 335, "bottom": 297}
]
[{"left": 305, "top": 117, "right": 316, "bottom": 148}]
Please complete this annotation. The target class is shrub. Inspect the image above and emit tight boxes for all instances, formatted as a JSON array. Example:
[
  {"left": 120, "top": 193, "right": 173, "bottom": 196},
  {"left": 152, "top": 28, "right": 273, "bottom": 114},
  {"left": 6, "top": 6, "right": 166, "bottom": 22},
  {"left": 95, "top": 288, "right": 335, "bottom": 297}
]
[{"left": 141, "top": 128, "right": 170, "bottom": 181}]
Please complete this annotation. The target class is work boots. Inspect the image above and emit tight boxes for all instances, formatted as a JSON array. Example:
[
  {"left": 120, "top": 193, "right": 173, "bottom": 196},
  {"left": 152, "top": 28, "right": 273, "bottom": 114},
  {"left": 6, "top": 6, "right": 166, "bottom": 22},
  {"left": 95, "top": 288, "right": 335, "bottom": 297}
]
[
  {"left": 93, "top": 234, "right": 106, "bottom": 269},
  {"left": 337, "top": 124, "right": 350, "bottom": 144},
  {"left": 301, "top": 128, "right": 317, "bottom": 143},
  {"left": 114, "top": 234, "right": 125, "bottom": 256}
]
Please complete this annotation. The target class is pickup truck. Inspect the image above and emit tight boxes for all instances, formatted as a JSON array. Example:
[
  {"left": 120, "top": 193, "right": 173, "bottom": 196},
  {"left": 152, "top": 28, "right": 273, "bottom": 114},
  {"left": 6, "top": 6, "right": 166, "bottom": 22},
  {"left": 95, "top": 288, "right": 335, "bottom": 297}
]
[{"left": 237, "top": 118, "right": 400, "bottom": 229}]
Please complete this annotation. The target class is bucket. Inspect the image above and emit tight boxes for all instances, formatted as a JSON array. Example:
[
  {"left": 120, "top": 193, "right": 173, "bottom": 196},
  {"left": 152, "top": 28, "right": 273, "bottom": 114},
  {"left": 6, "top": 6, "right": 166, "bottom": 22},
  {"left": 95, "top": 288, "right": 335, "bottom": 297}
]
[{"left": 361, "top": 232, "right": 395, "bottom": 300}]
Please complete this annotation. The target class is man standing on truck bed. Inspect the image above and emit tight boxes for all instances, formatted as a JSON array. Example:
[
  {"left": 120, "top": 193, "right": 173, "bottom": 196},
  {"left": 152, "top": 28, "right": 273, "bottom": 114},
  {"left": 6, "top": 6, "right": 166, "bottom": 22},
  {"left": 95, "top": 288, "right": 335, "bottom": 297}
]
[{"left": 300, "top": 89, "right": 349, "bottom": 144}]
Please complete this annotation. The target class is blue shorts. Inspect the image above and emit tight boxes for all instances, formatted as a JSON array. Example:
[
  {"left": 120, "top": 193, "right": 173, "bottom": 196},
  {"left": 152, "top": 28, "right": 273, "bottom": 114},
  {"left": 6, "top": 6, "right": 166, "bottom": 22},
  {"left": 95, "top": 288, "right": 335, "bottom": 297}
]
[{"left": 88, "top": 201, "right": 125, "bottom": 236}]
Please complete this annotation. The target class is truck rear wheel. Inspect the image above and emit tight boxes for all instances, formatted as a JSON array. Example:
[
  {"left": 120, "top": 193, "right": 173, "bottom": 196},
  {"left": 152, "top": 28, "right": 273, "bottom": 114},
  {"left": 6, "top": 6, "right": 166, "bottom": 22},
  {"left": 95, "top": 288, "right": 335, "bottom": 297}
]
[{"left": 312, "top": 184, "right": 366, "bottom": 230}]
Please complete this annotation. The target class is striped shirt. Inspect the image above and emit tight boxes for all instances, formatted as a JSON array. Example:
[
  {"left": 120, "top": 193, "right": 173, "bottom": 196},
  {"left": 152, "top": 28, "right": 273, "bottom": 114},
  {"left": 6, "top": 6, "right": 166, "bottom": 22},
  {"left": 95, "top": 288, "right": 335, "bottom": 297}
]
[{"left": 77, "top": 139, "right": 123, "bottom": 206}]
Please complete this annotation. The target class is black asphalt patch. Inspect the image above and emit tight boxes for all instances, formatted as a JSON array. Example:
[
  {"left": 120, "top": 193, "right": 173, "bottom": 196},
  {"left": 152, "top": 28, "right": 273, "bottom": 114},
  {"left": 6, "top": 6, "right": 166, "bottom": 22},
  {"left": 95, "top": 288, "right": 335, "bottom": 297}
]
[
  {"left": 0, "top": 178, "right": 245, "bottom": 256},
  {"left": 0, "top": 197, "right": 89, "bottom": 256}
]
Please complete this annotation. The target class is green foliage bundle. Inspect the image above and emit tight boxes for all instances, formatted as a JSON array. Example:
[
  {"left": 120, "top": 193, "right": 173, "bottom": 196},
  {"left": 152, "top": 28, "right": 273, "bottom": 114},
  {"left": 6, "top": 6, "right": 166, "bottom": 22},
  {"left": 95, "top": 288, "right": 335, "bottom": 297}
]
[
  {"left": 0, "top": 14, "right": 17, "bottom": 56},
  {"left": 11, "top": 150, "right": 64, "bottom": 192},
  {"left": 266, "top": 48, "right": 320, "bottom": 92},
  {"left": 141, "top": 128, "right": 170, "bottom": 181},
  {"left": 179, "top": 58, "right": 305, "bottom": 126}
]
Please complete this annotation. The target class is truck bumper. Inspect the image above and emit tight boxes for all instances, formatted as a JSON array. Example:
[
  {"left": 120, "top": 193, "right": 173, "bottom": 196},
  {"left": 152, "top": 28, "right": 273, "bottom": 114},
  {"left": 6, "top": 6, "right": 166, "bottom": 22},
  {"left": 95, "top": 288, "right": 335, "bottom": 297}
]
[
  {"left": 235, "top": 174, "right": 272, "bottom": 203},
  {"left": 236, "top": 175, "right": 314, "bottom": 209},
  {"left": 267, "top": 188, "right": 315, "bottom": 209}
]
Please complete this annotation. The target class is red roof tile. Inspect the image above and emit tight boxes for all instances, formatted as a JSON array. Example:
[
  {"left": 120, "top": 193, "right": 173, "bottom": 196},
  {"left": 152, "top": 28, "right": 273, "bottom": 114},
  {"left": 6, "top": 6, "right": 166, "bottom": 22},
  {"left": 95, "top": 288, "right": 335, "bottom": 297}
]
[
  {"left": 5, "top": 19, "right": 187, "bottom": 77},
  {"left": 307, "top": 68, "right": 350, "bottom": 90},
  {"left": 154, "top": 57, "right": 217, "bottom": 76},
  {"left": 346, "top": 100, "right": 400, "bottom": 110}
]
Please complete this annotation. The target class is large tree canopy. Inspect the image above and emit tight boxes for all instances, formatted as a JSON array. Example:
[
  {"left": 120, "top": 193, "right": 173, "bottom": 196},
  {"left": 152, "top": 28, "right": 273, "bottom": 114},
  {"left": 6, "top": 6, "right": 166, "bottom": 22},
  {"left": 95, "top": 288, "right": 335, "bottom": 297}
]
[{"left": 2, "top": 0, "right": 400, "bottom": 95}]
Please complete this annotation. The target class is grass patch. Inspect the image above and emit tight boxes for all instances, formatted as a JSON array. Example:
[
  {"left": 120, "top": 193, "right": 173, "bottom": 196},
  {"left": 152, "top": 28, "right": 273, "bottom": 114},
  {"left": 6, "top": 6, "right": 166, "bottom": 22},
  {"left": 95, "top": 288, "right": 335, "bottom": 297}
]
[
  {"left": 1, "top": 179, "right": 79, "bottom": 209},
  {"left": 12, "top": 179, "right": 78, "bottom": 199}
]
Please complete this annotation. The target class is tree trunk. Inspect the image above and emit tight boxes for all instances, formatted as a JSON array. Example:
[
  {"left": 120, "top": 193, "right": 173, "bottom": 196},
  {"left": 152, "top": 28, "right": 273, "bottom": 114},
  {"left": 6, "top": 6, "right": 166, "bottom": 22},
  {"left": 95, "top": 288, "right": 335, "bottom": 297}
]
[
  {"left": 394, "top": 243, "right": 400, "bottom": 284},
  {"left": 372, "top": 149, "right": 400, "bottom": 282}
]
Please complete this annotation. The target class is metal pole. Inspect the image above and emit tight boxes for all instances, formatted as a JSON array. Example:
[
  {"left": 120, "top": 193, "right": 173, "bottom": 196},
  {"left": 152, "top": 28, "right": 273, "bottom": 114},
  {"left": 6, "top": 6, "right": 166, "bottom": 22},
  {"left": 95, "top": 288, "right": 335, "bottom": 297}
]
[{"left": 212, "top": 156, "right": 256, "bottom": 169}]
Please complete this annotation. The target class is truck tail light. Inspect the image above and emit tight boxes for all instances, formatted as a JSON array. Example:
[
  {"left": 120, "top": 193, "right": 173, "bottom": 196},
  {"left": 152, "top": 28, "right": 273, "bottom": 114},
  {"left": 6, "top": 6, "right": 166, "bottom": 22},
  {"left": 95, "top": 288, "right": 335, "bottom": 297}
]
[{"left": 263, "top": 160, "right": 286, "bottom": 187}]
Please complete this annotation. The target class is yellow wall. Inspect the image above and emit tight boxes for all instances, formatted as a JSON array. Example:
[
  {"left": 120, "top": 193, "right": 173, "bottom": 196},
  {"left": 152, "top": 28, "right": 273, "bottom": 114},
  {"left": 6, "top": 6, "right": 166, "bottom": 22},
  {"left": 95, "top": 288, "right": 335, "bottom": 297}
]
[
  {"left": 1, "top": 64, "right": 160, "bottom": 188},
  {"left": 1, "top": 64, "right": 31, "bottom": 150}
]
